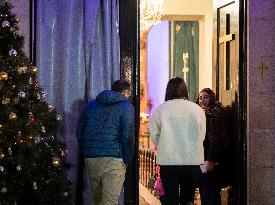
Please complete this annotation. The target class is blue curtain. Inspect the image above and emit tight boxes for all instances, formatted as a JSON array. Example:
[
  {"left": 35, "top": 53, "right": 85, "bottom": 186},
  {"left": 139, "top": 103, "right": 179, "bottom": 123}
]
[{"left": 36, "top": 0, "right": 120, "bottom": 204}]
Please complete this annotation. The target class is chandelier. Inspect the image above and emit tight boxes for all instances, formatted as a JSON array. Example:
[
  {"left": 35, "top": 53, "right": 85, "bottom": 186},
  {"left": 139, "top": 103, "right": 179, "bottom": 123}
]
[{"left": 140, "top": 0, "right": 164, "bottom": 30}]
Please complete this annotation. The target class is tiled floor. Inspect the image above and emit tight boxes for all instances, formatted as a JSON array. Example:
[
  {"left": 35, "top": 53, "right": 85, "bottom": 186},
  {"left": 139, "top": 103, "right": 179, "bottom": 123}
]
[{"left": 139, "top": 196, "right": 150, "bottom": 205}]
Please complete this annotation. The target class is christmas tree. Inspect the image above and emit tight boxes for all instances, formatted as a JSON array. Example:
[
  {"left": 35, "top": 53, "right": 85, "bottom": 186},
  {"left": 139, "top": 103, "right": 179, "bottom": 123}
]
[{"left": 0, "top": 1, "right": 72, "bottom": 204}]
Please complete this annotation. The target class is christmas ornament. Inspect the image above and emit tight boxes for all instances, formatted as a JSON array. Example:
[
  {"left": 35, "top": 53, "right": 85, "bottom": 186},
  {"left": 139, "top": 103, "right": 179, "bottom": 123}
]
[
  {"left": 1, "top": 187, "right": 7, "bottom": 193},
  {"left": 52, "top": 156, "right": 61, "bottom": 167},
  {"left": 28, "top": 112, "right": 36, "bottom": 123},
  {"left": 28, "top": 133, "right": 34, "bottom": 141},
  {"left": 36, "top": 93, "right": 41, "bottom": 99},
  {"left": 41, "top": 90, "right": 47, "bottom": 99},
  {"left": 2, "top": 20, "right": 10, "bottom": 27},
  {"left": 30, "top": 66, "right": 38, "bottom": 75},
  {"left": 17, "top": 66, "right": 27, "bottom": 74},
  {"left": 28, "top": 77, "right": 33, "bottom": 84},
  {"left": 0, "top": 152, "right": 4, "bottom": 159},
  {"left": 0, "top": 124, "right": 3, "bottom": 129},
  {"left": 41, "top": 126, "right": 46, "bottom": 133},
  {"left": 18, "top": 91, "right": 26, "bottom": 98},
  {"left": 9, "top": 48, "right": 17, "bottom": 56},
  {"left": 0, "top": 71, "right": 8, "bottom": 80},
  {"left": 2, "top": 97, "right": 10, "bottom": 104},
  {"left": 33, "top": 182, "right": 38, "bottom": 190},
  {"left": 8, "top": 147, "right": 12, "bottom": 155},
  {"left": 0, "top": 166, "right": 4, "bottom": 172},
  {"left": 56, "top": 115, "right": 63, "bottom": 121},
  {"left": 34, "top": 135, "right": 42, "bottom": 144},
  {"left": 63, "top": 192, "right": 69, "bottom": 197},
  {"left": 9, "top": 112, "right": 17, "bottom": 120},
  {"left": 48, "top": 104, "right": 53, "bottom": 111},
  {"left": 16, "top": 165, "right": 22, "bottom": 172}
]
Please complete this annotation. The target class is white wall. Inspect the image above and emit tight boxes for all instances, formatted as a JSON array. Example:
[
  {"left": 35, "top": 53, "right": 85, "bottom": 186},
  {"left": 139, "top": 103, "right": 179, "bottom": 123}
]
[
  {"left": 163, "top": 0, "right": 213, "bottom": 90},
  {"left": 147, "top": 21, "right": 170, "bottom": 113}
]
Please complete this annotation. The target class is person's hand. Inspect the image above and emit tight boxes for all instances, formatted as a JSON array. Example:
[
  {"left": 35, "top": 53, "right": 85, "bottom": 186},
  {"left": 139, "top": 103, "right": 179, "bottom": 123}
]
[{"left": 205, "top": 160, "right": 216, "bottom": 172}]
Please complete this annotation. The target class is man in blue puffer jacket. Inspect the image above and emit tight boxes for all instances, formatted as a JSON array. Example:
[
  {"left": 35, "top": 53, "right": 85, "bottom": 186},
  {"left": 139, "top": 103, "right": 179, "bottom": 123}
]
[{"left": 76, "top": 80, "right": 135, "bottom": 205}]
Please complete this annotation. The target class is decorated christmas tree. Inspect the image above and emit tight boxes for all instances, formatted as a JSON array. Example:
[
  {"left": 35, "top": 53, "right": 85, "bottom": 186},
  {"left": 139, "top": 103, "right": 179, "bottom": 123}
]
[{"left": 0, "top": 1, "right": 72, "bottom": 204}]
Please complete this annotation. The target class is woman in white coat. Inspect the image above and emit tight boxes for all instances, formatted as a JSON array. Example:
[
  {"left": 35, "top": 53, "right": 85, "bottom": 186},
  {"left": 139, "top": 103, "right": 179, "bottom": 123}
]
[{"left": 149, "top": 77, "right": 206, "bottom": 205}]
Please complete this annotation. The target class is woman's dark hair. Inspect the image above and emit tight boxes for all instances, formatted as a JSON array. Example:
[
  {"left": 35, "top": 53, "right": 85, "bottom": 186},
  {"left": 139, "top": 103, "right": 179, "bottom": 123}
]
[
  {"left": 196, "top": 88, "right": 220, "bottom": 108},
  {"left": 111, "top": 80, "right": 131, "bottom": 93},
  {"left": 165, "top": 77, "right": 188, "bottom": 101}
]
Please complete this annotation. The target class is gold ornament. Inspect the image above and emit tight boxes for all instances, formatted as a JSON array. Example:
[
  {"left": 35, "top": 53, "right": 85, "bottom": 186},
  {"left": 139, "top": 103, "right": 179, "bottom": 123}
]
[
  {"left": 1, "top": 187, "right": 7, "bottom": 193},
  {"left": 28, "top": 133, "right": 34, "bottom": 141},
  {"left": 0, "top": 152, "right": 4, "bottom": 159},
  {"left": 16, "top": 165, "right": 22, "bottom": 172},
  {"left": 52, "top": 156, "right": 61, "bottom": 167},
  {"left": 0, "top": 124, "right": 3, "bottom": 129},
  {"left": 41, "top": 126, "right": 46, "bottom": 133},
  {"left": 31, "top": 66, "right": 38, "bottom": 75},
  {"left": 17, "top": 66, "right": 27, "bottom": 74},
  {"left": 2, "top": 97, "right": 10, "bottom": 104},
  {"left": 9, "top": 112, "right": 17, "bottom": 120},
  {"left": 0, "top": 71, "right": 8, "bottom": 81}
]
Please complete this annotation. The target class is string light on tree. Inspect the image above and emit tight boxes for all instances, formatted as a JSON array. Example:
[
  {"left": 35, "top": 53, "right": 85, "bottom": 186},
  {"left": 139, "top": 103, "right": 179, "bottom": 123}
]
[{"left": 0, "top": 1, "right": 72, "bottom": 203}]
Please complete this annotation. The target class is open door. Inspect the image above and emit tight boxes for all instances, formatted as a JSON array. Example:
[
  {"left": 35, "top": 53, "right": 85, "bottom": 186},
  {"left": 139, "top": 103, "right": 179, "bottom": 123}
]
[{"left": 213, "top": 0, "right": 247, "bottom": 204}]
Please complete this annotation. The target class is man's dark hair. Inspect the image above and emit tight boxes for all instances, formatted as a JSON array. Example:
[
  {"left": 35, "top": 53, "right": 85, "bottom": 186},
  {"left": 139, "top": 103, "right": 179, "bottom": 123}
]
[
  {"left": 165, "top": 77, "right": 188, "bottom": 101},
  {"left": 111, "top": 80, "right": 131, "bottom": 93}
]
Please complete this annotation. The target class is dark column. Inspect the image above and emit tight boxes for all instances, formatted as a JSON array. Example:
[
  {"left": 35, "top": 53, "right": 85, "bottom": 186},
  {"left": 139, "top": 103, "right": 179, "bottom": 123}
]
[{"left": 119, "top": 0, "right": 140, "bottom": 204}]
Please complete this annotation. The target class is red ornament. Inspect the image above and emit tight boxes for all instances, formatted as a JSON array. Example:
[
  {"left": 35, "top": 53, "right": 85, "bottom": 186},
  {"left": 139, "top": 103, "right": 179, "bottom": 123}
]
[{"left": 28, "top": 112, "right": 36, "bottom": 123}]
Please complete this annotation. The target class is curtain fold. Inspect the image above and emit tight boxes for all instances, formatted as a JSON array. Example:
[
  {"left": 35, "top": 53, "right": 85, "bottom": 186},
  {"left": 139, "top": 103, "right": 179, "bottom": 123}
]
[
  {"left": 172, "top": 21, "right": 199, "bottom": 102},
  {"left": 36, "top": 0, "right": 120, "bottom": 204}
]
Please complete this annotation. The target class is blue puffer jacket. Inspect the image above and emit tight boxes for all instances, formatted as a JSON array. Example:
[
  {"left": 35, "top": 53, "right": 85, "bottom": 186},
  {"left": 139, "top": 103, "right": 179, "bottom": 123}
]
[{"left": 76, "top": 90, "right": 135, "bottom": 164}]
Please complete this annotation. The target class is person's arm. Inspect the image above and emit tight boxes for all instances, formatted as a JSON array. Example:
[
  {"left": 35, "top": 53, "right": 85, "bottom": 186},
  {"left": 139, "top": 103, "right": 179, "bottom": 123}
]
[
  {"left": 121, "top": 104, "right": 135, "bottom": 164},
  {"left": 148, "top": 111, "right": 160, "bottom": 145},
  {"left": 206, "top": 107, "right": 229, "bottom": 163}
]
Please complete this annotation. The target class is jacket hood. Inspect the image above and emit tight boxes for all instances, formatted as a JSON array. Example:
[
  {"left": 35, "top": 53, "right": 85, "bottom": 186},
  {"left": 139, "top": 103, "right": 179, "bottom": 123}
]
[{"left": 96, "top": 90, "right": 128, "bottom": 104}]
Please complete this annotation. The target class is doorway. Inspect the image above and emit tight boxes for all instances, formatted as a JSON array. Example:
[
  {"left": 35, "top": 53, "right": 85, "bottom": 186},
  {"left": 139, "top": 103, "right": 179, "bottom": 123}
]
[{"left": 119, "top": 0, "right": 246, "bottom": 204}]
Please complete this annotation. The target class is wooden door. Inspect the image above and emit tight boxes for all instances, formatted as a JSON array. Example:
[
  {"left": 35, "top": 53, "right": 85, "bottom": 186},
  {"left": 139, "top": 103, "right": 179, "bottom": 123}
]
[{"left": 213, "top": 0, "right": 246, "bottom": 204}]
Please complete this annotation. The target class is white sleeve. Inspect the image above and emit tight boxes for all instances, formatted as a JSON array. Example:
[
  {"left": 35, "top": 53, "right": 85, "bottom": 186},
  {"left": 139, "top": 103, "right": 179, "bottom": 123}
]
[{"left": 148, "top": 111, "right": 161, "bottom": 145}]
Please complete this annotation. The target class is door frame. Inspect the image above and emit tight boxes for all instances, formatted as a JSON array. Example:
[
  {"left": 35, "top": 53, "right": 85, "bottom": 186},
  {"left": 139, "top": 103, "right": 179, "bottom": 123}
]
[{"left": 119, "top": 0, "right": 140, "bottom": 204}]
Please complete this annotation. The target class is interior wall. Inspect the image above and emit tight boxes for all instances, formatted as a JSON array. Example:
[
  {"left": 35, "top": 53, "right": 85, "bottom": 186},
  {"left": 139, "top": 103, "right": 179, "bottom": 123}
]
[
  {"left": 163, "top": 0, "right": 213, "bottom": 90},
  {"left": 147, "top": 21, "right": 170, "bottom": 113}
]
